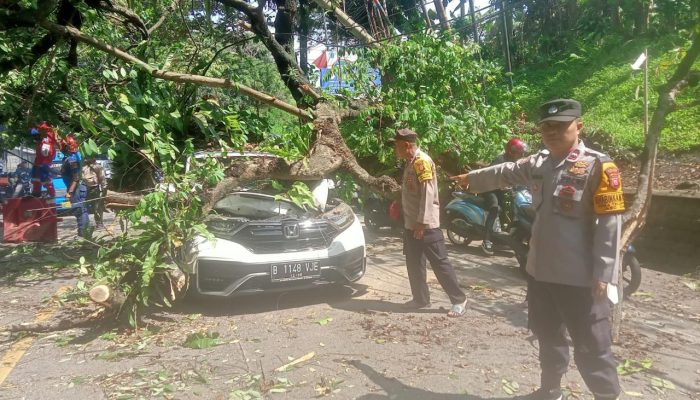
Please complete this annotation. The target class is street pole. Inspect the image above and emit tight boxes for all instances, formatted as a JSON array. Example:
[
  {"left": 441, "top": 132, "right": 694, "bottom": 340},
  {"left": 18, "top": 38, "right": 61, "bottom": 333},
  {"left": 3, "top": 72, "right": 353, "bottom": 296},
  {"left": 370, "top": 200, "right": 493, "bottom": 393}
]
[
  {"left": 501, "top": 0, "right": 513, "bottom": 89},
  {"left": 468, "top": 0, "right": 479, "bottom": 45}
]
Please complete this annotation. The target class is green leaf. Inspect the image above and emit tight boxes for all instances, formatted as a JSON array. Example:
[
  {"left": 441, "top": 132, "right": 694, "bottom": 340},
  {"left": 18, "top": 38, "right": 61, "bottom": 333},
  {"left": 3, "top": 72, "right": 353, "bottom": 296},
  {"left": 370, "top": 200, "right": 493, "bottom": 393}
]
[
  {"left": 127, "top": 126, "right": 140, "bottom": 136},
  {"left": 183, "top": 331, "right": 221, "bottom": 349},
  {"left": 317, "top": 317, "right": 333, "bottom": 326}
]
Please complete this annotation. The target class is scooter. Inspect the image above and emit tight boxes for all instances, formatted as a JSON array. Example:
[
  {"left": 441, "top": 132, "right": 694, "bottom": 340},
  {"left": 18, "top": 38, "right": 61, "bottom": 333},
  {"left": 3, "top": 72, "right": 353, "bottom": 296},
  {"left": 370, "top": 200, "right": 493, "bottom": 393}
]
[
  {"left": 445, "top": 186, "right": 642, "bottom": 297},
  {"left": 444, "top": 187, "right": 532, "bottom": 275}
]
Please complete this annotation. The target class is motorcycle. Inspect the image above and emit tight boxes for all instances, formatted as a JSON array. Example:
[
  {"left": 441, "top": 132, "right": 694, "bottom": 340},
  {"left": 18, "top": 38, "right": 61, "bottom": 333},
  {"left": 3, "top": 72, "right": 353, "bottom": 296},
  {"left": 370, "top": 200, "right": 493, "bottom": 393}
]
[
  {"left": 363, "top": 193, "right": 403, "bottom": 231},
  {"left": 444, "top": 187, "right": 532, "bottom": 275},
  {"left": 445, "top": 186, "right": 642, "bottom": 297}
]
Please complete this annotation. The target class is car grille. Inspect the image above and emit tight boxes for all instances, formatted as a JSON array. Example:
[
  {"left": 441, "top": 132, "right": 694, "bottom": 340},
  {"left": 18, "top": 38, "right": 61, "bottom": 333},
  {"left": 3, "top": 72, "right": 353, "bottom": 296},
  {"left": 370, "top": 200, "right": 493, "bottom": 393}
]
[{"left": 232, "top": 221, "right": 339, "bottom": 254}]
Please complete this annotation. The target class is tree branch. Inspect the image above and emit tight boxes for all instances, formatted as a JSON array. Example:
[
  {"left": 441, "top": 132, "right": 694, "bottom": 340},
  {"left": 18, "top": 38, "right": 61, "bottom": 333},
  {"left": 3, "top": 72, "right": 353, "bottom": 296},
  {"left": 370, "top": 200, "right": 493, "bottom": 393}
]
[
  {"left": 88, "top": 0, "right": 149, "bottom": 40},
  {"left": 218, "top": 0, "right": 320, "bottom": 105},
  {"left": 311, "top": 0, "right": 381, "bottom": 48},
  {"left": 40, "top": 20, "right": 314, "bottom": 120}
]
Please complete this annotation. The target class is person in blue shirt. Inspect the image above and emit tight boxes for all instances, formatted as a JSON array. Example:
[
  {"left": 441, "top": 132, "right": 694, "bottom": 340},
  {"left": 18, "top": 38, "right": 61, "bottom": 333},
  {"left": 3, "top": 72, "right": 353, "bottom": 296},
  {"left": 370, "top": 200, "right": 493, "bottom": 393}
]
[
  {"left": 12, "top": 161, "right": 33, "bottom": 197},
  {"left": 60, "top": 136, "right": 90, "bottom": 237}
]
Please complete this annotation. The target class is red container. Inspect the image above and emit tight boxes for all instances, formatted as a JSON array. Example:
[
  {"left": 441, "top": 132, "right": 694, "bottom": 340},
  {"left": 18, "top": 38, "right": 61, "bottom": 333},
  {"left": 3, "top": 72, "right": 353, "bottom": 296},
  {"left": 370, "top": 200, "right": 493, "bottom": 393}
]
[{"left": 2, "top": 198, "right": 60, "bottom": 243}]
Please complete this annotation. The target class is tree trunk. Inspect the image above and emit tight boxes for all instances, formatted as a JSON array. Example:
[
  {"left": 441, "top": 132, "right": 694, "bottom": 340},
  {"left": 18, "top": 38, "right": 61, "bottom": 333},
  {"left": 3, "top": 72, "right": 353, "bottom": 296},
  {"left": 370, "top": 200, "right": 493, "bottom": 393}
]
[
  {"left": 89, "top": 285, "right": 126, "bottom": 309},
  {"left": 298, "top": 0, "right": 310, "bottom": 77},
  {"left": 433, "top": 0, "right": 450, "bottom": 31},
  {"left": 610, "top": 0, "right": 621, "bottom": 31},
  {"left": 274, "top": 0, "right": 297, "bottom": 58}
]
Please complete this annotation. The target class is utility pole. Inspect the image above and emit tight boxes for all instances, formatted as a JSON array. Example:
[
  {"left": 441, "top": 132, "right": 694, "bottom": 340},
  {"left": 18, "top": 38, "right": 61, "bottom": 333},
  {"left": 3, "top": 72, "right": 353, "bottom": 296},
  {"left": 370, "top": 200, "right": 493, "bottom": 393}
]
[
  {"left": 500, "top": 0, "right": 513, "bottom": 89},
  {"left": 468, "top": 0, "right": 479, "bottom": 44}
]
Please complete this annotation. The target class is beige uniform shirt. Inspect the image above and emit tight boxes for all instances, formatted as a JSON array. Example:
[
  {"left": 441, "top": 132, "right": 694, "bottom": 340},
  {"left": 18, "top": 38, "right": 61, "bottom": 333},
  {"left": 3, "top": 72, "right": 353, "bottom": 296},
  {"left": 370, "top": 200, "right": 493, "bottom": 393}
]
[
  {"left": 467, "top": 141, "right": 624, "bottom": 287},
  {"left": 82, "top": 163, "right": 105, "bottom": 188},
  {"left": 402, "top": 149, "right": 441, "bottom": 230}
]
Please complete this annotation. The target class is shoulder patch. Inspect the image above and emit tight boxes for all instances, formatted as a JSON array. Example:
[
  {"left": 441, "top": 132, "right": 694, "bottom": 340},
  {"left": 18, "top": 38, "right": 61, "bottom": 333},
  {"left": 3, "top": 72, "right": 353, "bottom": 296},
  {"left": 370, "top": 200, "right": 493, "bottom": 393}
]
[
  {"left": 413, "top": 157, "right": 433, "bottom": 182},
  {"left": 594, "top": 161, "right": 625, "bottom": 214}
]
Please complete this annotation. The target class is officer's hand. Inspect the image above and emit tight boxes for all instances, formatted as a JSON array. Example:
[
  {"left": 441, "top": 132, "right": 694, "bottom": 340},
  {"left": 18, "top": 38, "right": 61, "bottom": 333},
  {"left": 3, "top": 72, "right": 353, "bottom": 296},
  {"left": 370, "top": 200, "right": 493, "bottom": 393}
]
[
  {"left": 413, "top": 223, "right": 426, "bottom": 240},
  {"left": 449, "top": 174, "right": 470, "bottom": 189},
  {"left": 592, "top": 280, "right": 607, "bottom": 301}
]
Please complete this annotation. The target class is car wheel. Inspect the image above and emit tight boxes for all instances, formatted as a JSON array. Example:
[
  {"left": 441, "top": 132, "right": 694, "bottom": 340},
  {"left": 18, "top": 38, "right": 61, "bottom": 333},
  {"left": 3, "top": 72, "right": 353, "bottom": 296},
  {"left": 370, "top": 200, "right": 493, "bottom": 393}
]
[
  {"left": 622, "top": 254, "right": 642, "bottom": 298},
  {"left": 447, "top": 217, "right": 473, "bottom": 246}
]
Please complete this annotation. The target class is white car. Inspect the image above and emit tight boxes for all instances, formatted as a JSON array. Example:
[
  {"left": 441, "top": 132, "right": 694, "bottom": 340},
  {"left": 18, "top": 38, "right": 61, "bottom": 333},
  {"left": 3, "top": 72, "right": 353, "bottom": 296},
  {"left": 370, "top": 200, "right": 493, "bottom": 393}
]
[{"left": 185, "top": 154, "right": 366, "bottom": 297}]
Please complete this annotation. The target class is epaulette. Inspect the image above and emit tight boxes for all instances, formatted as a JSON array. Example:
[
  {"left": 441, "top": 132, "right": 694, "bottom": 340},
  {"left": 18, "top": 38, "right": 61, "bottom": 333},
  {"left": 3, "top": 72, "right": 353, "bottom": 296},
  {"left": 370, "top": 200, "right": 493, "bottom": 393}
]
[{"left": 584, "top": 148, "right": 613, "bottom": 163}]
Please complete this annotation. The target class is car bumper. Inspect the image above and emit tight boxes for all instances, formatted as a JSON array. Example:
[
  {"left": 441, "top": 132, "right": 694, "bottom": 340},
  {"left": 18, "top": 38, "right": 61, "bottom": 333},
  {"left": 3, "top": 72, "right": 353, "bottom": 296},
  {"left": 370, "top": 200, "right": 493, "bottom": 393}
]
[{"left": 191, "top": 217, "right": 366, "bottom": 297}]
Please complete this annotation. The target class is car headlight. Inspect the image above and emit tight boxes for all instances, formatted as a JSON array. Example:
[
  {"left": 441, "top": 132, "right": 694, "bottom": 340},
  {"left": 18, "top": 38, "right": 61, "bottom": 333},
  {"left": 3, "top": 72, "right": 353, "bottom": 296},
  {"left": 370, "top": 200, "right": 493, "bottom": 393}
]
[
  {"left": 324, "top": 203, "right": 355, "bottom": 232},
  {"left": 206, "top": 217, "right": 246, "bottom": 235}
]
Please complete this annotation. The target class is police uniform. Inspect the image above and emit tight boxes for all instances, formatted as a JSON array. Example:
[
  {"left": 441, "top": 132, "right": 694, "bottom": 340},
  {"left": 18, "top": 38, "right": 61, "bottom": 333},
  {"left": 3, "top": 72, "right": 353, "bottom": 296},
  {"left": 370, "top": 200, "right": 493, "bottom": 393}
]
[
  {"left": 466, "top": 100, "right": 623, "bottom": 400},
  {"left": 82, "top": 161, "right": 106, "bottom": 227},
  {"left": 62, "top": 152, "right": 90, "bottom": 237},
  {"left": 399, "top": 129, "right": 466, "bottom": 308}
]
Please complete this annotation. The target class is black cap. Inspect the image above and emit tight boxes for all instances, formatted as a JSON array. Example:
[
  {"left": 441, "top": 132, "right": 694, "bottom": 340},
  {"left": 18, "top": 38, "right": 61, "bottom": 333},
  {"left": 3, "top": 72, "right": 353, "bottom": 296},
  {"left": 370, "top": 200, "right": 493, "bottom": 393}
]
[
  {"left": 392, "top": 128, "right": 417, "bottom": 143},
  {"left": 538, "top": 99, "right": 582, "bottom": 123}
]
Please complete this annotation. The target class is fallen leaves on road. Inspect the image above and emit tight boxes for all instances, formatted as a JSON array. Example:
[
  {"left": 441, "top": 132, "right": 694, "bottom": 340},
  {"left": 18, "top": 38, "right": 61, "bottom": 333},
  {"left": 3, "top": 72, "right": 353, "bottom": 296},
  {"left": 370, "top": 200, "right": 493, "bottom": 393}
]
[
  {"left": 182, "top": 331, "right": 221, "bottom": 349},
  {"left": 275, "top": 351, "right": 315, "bottom": 372}
]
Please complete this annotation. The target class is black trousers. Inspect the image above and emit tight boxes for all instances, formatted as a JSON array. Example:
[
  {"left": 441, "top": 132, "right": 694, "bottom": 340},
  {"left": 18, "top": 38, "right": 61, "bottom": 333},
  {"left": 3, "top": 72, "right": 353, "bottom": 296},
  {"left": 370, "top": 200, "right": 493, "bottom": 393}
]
[
  {"left": 403, "top": 228, "right": 466, "bottom": 305},
  {"left": 481, "top": 190, "right": 504, "bottom": 242},
  {"left": 528, "top": 279, "right": 620, "bottom": 400}
]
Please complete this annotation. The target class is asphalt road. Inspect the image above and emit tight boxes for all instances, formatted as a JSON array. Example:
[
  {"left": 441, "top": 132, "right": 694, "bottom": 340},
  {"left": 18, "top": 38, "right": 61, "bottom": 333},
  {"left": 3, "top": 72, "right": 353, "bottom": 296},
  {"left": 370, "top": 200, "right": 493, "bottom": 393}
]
[{"left": 1, "top": 219, "right": 699, "bottom": 399}]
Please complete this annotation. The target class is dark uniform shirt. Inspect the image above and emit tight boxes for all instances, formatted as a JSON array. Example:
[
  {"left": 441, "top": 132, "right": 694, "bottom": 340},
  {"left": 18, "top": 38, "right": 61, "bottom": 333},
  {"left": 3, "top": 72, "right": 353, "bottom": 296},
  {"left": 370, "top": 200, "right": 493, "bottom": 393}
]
[
  {"left": 61, "top": 153, "right": 82, "bottom": 188},
  {"left": 467, "top": 140, "right": 624, "bottom": 289}
]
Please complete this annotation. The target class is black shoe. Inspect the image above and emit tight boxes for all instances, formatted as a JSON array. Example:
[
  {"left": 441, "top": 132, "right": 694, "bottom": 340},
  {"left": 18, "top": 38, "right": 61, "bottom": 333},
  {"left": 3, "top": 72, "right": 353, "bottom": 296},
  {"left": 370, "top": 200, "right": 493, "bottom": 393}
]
[
  {"left": 481, "top": 240, "right": 494, "bottom": 256},
  {"left": 524, "top": 388, "right": 562, "bottom": 400}
]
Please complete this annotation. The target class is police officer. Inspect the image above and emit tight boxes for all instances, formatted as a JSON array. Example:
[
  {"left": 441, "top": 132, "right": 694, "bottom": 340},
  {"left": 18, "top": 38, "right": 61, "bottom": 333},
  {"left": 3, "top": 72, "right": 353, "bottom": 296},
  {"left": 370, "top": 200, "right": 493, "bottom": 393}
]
[
  {"left": 394, "top": 128, "right": 468, "bottom": 318},
  {"left": 451, "top": 99, "right": 623, "bottom": 400},
  {"left": 61, "top": 136, "right": 90, "bottom": 237},
  {"left": 82, "top": 156, "right": 106, "bottom": 227}
]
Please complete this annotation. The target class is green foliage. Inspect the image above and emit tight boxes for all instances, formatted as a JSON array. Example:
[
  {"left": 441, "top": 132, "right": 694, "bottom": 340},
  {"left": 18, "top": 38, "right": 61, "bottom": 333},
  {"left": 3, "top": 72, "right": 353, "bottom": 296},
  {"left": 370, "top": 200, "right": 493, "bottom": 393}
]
[
  {"left": 272, "top": 180, "right": 317, "bottom": 210},
  {"left": 87, "top": 156, "right": 223, "bottom": 326},
  {"left": 183, "top": 331, "right": 221, "bottom": 349},
  {"left": 342, "top": 34, "right": 518, "bottom": 171},
  {"left": 515, "top": 36, "right": 700, "bottom": 153}
]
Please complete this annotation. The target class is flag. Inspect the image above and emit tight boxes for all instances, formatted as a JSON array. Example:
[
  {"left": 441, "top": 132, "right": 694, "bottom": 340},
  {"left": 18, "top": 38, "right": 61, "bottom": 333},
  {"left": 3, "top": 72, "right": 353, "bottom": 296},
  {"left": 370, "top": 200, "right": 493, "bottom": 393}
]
[{"left": 312, "top": 51, "right": 328, "bottom": 69}]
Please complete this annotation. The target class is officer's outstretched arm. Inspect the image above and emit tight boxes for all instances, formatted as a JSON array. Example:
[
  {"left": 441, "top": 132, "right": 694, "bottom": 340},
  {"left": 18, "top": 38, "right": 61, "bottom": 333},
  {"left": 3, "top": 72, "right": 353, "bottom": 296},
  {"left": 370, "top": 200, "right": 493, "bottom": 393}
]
[{"left": 466, "top": 157, "right": 534, "bottom": 194}]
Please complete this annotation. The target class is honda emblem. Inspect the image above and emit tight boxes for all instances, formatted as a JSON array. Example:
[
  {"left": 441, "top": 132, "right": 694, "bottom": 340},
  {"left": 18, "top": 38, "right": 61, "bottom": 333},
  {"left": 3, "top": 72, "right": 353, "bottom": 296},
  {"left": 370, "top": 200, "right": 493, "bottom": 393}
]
[{"left": 283, "top": 223, "right": 299, "bottom": 239}]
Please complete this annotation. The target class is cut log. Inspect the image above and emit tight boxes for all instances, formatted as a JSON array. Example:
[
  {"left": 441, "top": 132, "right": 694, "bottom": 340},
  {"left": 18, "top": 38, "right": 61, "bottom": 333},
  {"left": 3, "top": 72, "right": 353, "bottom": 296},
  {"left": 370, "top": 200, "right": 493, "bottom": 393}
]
[
  {"left": 168, "top": 268, "right": 189, "bottom": 302},
  {"left": 89, "top": 284, "right": 125, "bottom": 309}
]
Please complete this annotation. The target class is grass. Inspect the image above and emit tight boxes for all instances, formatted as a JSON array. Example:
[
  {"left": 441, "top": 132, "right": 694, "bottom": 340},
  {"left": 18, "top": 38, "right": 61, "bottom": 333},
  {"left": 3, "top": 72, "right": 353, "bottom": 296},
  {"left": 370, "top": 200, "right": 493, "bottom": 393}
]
[{"left": 514, "top": 35, "right": 700, "bottom": 153}]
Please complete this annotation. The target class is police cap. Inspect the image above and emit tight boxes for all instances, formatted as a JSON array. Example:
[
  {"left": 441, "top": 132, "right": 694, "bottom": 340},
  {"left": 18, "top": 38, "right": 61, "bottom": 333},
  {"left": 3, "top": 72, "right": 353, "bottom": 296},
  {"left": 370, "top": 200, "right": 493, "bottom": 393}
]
[
  {"left": 393, "top": 128, "right": 417, "bottom": 143},
  {"left": 538, "top": 99, "right": 582, "bottom": 124}
]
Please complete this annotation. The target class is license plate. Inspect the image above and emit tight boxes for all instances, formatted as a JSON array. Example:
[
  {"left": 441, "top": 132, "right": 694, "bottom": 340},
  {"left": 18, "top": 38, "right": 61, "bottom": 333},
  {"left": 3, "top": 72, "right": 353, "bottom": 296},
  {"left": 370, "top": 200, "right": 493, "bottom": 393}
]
[{"left": 270, "top": 261, "right": 321, "bottom": 282}]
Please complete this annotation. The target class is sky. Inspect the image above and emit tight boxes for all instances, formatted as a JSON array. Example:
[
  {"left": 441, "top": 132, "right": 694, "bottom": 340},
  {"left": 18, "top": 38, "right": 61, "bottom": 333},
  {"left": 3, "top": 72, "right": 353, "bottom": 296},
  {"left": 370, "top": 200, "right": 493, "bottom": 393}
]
[{"left": 306, "top": 0, "right": 491, "bottom": 64}]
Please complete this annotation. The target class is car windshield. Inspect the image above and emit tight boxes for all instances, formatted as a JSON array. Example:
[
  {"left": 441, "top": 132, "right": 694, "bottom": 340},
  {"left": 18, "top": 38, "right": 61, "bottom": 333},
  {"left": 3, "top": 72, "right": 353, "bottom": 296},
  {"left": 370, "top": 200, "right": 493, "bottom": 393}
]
[{"left": 213, "top": 192, "right": 305, "bottom": 219}]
